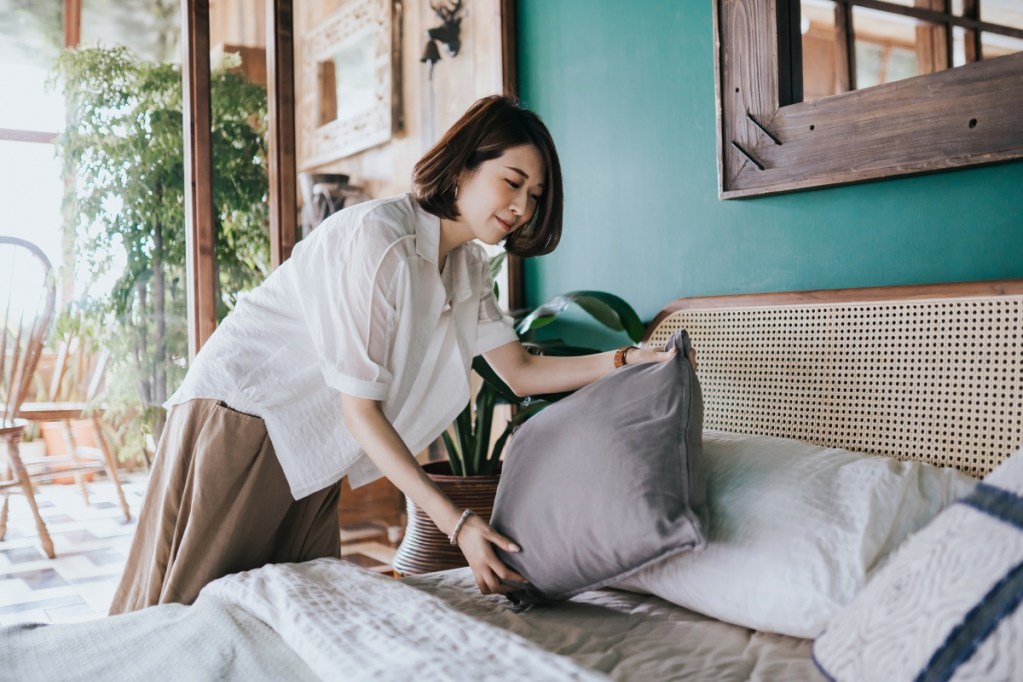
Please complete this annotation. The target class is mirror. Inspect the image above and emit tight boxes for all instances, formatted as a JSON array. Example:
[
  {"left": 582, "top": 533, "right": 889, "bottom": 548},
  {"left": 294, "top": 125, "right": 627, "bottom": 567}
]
[
  {"left": 798, "top": 0, "right": 1023, "bottom": 102},
  {"left": 713, "top": 0, "right": 1023, "bottom": 198},
  {"left": 301, "top": 0, "right": 402, "bottom": 168}
]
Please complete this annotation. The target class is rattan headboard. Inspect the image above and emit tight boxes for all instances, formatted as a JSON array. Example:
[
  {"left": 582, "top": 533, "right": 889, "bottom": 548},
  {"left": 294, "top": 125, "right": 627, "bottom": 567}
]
[{"left": 644, "top": 281, "right": 1023, "bottom": 478}]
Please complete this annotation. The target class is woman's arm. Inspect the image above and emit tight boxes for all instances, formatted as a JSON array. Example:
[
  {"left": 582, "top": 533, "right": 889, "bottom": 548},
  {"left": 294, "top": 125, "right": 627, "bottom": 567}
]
[
  {"left": 482, "top": 341, "right": 684, "bottom": 398},
  {"left": 340, "top": 394, "right": 526, "bottom": 594}
]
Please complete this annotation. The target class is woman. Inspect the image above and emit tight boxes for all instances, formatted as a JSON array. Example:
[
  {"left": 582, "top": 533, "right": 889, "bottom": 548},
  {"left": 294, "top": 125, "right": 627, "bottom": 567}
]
[{"left": 110, "top": 96, "right": 676, "bottom": 614}]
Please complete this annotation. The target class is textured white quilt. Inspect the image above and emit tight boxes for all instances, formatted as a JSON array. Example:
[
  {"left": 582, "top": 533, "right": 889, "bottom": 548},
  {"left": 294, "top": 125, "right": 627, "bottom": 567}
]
[
  {"left": 0, "top": 559, "right": 602, "bottom": 682},
  {"left": 203, "top": 558, "right": 606, "bottom": 681}
]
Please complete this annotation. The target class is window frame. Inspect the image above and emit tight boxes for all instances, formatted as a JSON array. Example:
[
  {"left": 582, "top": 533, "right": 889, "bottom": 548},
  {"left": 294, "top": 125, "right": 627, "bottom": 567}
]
[{"left": 713, "top": 0, "right": 1023, "bottom": 198}]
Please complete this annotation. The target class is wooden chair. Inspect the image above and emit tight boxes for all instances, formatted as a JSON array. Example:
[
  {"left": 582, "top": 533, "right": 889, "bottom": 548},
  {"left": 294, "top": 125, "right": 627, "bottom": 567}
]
[
  {"left": 0, "top": 236, "right": 58, "bottom": 557},
  {"left": 17, "top": 335, "right": 132, "bottom": 523}
]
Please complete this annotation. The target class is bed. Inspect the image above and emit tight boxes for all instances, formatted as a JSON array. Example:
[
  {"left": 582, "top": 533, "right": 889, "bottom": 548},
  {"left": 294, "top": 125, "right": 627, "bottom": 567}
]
[{"left": 3, "top": 280, "right": 1022, "bottom": 682}]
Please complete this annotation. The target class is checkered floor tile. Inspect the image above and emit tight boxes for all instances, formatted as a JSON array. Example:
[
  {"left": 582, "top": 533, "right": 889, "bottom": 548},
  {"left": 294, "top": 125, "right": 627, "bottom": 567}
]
[
  {"left": 1, "top": 473, "right": 397, "bottom": 625},
  {"left": 0, "top": 474, "right": 146, "bottom": 626}
]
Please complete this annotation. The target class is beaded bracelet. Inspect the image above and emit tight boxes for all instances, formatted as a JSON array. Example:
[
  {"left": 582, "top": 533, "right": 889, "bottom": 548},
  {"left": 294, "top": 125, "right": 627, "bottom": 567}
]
[{"left": 448, "top": 509, "right": 476, "bottom": 545}]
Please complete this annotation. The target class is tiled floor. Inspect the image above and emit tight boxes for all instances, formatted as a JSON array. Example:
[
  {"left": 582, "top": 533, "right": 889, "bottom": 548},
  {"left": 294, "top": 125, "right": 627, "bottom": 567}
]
[
  {"left": 0, "top": 474, "right": 146, "bottom": 627},
  {"left": 0, "top": 474, "right": 397, "bottom": 626}
]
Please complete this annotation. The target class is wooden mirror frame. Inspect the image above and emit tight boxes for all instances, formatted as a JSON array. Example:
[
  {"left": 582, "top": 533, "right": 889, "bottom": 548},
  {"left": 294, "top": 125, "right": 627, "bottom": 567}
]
[
  {"left": 300, "top": 0, "right": 402, "bottom": 169},
  {"left": 713, "top": 0, "right": 1023, "bottom": 198}
]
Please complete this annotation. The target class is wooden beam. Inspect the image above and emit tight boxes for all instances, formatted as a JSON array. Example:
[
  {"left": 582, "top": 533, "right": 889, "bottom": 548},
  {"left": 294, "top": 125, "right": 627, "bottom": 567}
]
[
  {"left": 500, "top": 0, "right": 518, "bottom": 100},
  {"left": 835, "top": 0, "right": 856, "bottom": 92},
  {"left": 915, "top": 0, "right": 948, "bottom": 75},
  {"left": 64, "top": 0, "right": 81, "bottom": 47},
  {"left": 0, "top": 128, "right": 57, "bottom": 144},
  {"left": 267, "top": 0, "right": 298, "bottom": 268},
  {"left": 962, "top": 0, "right": 982, "bottom": 63},
  {"left": 62, "top": 0, "right": 82, "bottom": 308},
  {"left": 181, "top": 0, "right": 217, "bottom": 358},
  {"left": 500, "top": 0, "right": 525, "bottom": 313}
]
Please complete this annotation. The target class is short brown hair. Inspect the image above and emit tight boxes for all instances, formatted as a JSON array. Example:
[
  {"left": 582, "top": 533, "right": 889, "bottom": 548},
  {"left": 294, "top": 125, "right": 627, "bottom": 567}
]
[{"left": 412, "top": 96, "right": 563, "bottom": 257}]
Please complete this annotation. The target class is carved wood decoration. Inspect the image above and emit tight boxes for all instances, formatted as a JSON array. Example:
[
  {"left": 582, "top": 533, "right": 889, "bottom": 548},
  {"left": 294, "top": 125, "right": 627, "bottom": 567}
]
[
  {"left": 300, "top": 0, "right": 402, "bottom": 168},
  {"left": 714, "top": 0, "right": 1023, "bottom": 198}
]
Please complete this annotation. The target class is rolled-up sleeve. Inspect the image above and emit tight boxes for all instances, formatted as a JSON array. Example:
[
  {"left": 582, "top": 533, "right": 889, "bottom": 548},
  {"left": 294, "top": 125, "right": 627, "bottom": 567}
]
[{"left": 293, "top": 223, "right": 402, "bottom": 400}]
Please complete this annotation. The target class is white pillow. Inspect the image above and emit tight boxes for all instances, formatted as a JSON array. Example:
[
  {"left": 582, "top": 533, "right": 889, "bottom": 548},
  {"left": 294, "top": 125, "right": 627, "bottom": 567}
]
[
  {"left": 813, "top": 446, "right": 1023, "bottom": 681},
  {"left": 615, "top": 430, "right": 977, "bottom": 639}
]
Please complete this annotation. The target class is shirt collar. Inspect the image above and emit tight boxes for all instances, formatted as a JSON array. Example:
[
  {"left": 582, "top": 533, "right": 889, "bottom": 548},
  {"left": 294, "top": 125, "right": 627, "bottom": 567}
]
[{"left": 413, "top": 197, "right": 473, "bottom": 304}]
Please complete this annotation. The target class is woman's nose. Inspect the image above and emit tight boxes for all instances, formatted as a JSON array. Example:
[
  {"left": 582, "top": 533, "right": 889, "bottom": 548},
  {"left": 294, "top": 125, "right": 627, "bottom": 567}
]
[{"left": 509, "top": 192, "right": 526, "bottom": 215}]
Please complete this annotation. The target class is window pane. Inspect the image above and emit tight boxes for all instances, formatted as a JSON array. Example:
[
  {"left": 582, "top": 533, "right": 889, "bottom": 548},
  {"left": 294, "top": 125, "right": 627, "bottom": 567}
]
[
  {"left": 0, "top": 140, "right": 63, "bottom": 273},
  {"left": 854, "top": 6, "right": 943, "bottom": 86},
  {"left": 982, "top": 31, "right": 1023, "bottom": 57},
  {"left": 0, "top": 61, "right": 65, "bottom": 132},
  {"left": 802, "top": 0, "right": 842, "bottom": 100},
  {"left": 983, "top": 0, "right": 1023, "bottom": 31},
  {"left": 208, "top": 0, "right": 271, "bottom": 319},
  {"left": 81, "top": 0, "right": 181, "bottom": 63},
  {"left": 56, "top": 4, "right": 186, "bottom": 460},
  {"left": 953, "top": 26, "right": 971, "bottom": 66},
  {"left": 0, "top": 6, "right": 61, "bottom": 71}
]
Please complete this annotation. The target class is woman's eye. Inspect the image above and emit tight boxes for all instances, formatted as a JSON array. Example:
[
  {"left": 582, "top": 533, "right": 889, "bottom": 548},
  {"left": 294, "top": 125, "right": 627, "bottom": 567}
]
[
  {"left": 506, "top": 179, "right": 521, "bottom": 189},
  {"left": 529, "top": 194, "right": 541, "bottom": 202}
]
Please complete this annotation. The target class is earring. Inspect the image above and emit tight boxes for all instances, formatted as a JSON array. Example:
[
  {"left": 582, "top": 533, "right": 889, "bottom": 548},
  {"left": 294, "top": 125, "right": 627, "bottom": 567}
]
[{"left": 453, "top": 184, "right": 459, "bottom": 199}]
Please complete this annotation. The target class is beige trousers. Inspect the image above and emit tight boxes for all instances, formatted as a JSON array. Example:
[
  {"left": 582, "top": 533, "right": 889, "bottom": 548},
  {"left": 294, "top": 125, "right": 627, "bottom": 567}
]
[{"left": 109, "top": 399, "right": 340, "bottom": 614}]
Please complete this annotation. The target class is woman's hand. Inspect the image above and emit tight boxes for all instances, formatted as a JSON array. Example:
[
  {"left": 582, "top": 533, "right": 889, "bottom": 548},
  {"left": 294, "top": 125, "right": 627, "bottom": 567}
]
[{"left": 456, "top": 514, "right": 528, "bottom": 595}]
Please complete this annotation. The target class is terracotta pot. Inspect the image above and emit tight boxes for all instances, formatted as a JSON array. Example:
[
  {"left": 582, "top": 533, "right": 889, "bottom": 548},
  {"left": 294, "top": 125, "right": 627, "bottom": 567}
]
[{"left": 392, "top": 460, "right": 501, "bottom": 576}]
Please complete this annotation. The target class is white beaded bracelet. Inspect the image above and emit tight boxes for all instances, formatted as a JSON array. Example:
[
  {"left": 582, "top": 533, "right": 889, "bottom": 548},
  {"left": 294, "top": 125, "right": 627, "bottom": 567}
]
[{"left": 448, "top": 509, "right": 475, "bottom": 545}]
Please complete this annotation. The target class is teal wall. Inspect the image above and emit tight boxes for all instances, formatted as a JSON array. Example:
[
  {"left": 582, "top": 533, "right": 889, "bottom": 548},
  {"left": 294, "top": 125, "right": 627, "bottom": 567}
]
[{"left": 517, "top": 0, "right": 1023, "bottom": 325}]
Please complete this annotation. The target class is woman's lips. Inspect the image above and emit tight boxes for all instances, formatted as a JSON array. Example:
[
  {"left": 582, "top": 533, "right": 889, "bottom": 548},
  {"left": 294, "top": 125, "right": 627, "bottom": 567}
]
[{"left": 496, "top": 216, "right": 514, "bottom": 232}]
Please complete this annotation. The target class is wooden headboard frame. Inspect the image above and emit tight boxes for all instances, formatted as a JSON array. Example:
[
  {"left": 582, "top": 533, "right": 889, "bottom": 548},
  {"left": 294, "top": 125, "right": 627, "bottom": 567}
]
[{"left": 643, "top": 280, "right": 1023, "bottom": 478}]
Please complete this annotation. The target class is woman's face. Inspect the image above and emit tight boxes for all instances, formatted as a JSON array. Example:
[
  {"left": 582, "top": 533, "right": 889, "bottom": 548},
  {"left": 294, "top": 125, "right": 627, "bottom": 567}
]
[{"left": 455, "top": 144, "right": 545, "bottom": 245}]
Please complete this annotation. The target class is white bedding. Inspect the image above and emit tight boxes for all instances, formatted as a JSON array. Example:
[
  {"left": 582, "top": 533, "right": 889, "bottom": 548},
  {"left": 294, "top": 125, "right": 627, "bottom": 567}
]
[
  {"left": 203, "top": 559, "right": 603, "bottom": 681},
  {"left": 1, "top": 558, "right": 821, "bottom": 681},
  {"left": 406, "top": 567, "right": 822, "bottom": 682}
]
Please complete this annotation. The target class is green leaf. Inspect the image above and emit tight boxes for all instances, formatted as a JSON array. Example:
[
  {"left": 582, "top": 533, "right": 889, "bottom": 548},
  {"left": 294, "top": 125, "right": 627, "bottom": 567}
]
[
  {"left": 454, "top": 402, "right": 473, "bottom": 463},
  {"left": 488, "top": 251, "right": 507, "bottom": 281},
  {"left": 471, "top": 386, "right": 496, "bottom": 474},
  {"left": 515, "top": 291, "right": 644, "bottom": 342},
  {"left": 471, "top": 356, "right": 520, "bottom": 405},
  {"left": 510, "top": 399, "right": 551, "bottom": 424},
  {"left": 515, "top": 298, "right": 571, "bottom": 334},
  {"left": 485, "top": 425, "right": 513, "bottom": 473},
  {"left": 441, "top": 430, "right": 464, "bottom": 476}
]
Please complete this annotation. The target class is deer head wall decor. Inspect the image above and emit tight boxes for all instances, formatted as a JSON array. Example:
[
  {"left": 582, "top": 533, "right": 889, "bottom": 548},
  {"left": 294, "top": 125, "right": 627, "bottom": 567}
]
[{"left": 420, "top": 0, "right": 463, "bottom": 70}]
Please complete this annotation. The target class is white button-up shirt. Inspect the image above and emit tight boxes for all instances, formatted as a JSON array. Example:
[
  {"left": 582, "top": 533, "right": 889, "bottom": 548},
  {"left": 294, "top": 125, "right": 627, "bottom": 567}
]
[{"left": 166, "top": 194, "right": 518, "bottom": 498}]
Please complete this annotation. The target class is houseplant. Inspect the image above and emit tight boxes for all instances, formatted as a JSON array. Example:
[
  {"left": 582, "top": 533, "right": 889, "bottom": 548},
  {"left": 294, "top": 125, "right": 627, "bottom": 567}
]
[
  {"left": 50, "top": 46, "right": 270, "bottom": 464},
  {"left": 392, "top": 256, "right": 645, "bottom": 574}
]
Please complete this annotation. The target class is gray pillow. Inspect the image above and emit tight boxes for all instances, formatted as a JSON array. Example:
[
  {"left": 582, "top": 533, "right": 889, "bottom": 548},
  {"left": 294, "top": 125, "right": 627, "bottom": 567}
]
[{"left": 491, "top": 330, "right": 707, "bottom": 605}]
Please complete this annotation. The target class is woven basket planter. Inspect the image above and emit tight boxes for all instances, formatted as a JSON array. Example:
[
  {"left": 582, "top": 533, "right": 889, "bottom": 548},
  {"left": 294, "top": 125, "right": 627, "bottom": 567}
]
[{"left": 392, "top": 460, "right": 501, "bottom": 576}]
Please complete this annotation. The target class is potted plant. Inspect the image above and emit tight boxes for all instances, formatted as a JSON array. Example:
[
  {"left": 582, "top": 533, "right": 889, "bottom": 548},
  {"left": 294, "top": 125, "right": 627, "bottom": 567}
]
[{"left": 393, "top": 255, "right": 645, "bottom": 574}]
